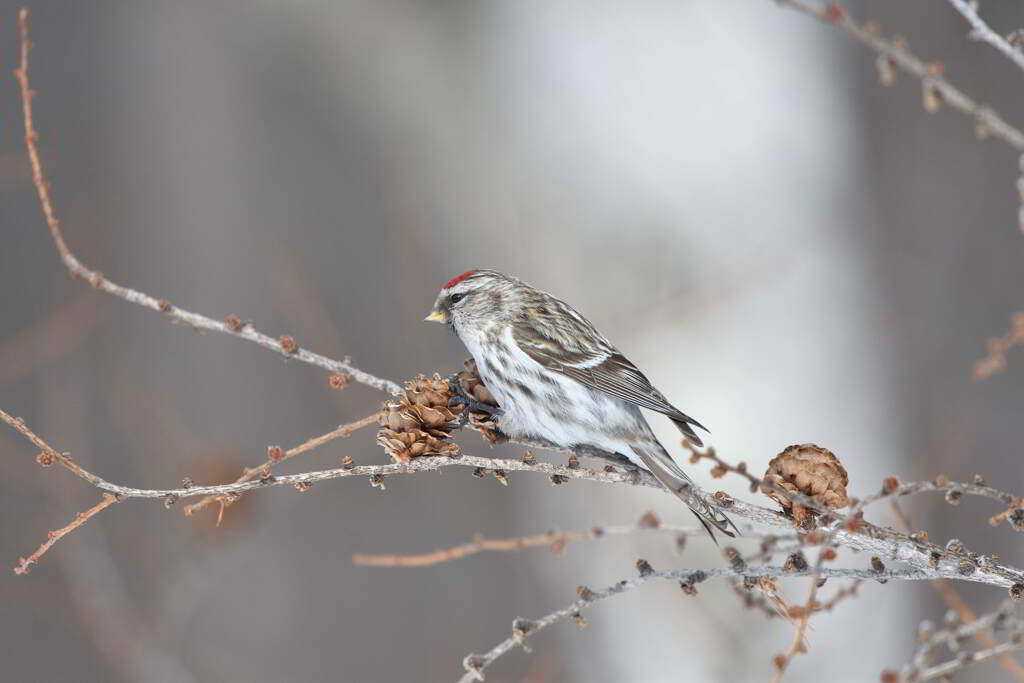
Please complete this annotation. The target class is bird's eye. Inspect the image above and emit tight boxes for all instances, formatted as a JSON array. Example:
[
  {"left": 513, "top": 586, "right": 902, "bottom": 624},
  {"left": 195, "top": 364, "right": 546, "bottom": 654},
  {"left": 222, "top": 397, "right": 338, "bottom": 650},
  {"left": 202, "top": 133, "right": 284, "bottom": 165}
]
[{"left": 450, "top": 293, "right": 466, "bottom": 304}]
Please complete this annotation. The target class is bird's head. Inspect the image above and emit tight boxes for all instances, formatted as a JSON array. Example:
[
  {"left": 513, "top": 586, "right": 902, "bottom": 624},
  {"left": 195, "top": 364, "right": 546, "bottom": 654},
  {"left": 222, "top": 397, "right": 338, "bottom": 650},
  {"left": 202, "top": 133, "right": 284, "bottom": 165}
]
[{"left": 425, "top": 269, "right": 518, "bottom": 332}]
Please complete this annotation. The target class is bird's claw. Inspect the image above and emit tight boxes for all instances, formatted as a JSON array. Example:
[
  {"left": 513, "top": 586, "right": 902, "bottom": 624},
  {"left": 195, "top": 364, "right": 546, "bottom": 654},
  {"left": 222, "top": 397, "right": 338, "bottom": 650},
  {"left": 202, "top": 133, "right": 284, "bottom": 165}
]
[
  {"left": 468, "top": 401, "right": 503, "bottom": 417},
  {"left": 445, "top": 373, "right": 503, "bottom": 417}
]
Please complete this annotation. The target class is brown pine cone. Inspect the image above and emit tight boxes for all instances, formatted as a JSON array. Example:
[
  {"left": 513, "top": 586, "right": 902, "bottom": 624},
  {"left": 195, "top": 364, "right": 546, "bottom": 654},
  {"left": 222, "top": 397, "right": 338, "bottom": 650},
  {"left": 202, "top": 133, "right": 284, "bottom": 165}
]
[
  {"left": 761, "top": 444, "right": 850, "bottom": 524},
  {"left": 455, "top": 358, "right": 498, "bottom": 406},
  {"left": 455, "top": 358, "right": 504, "bottom": 443},
  {"left": 376, "top": 374, "right": 461, "bottom": 462}
]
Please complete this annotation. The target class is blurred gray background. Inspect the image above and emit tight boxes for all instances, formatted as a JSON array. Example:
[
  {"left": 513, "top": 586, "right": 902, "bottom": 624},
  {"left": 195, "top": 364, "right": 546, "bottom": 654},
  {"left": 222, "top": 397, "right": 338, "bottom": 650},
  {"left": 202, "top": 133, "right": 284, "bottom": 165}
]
[{"left": 2, "top": 1, "right": 1023, "bottom": 681}]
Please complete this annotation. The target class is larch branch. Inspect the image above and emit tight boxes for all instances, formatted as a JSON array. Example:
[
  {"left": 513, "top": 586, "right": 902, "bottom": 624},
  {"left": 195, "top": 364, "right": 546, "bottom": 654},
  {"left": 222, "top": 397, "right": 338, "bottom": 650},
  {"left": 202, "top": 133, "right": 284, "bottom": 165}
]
[
  {"left": 13, "top": 9, "right": 400, "bottom": 395},
  {"left": 457, "top": 564, "right": 987, "bottom": 683},
  {"left": 352, "top": 518, "right": 792, "bottom": 568},
  {"left": 885, "top": 601, "right": 1024, "bottom": 682},
  {"left": 14, "top": 493, "right": 119, "bottom": 575},
  {"left": 6, "top": 407, "right": 1024, "bottom": 590},
  {"left": 777, "top": 1, "right": 1024, "bottom": 152},
  {"left": 946, "top": 0, "right": 1024, "bottom": 75},
  {"left": 182, "top": 413, "right": 379, "bottom": 518}
]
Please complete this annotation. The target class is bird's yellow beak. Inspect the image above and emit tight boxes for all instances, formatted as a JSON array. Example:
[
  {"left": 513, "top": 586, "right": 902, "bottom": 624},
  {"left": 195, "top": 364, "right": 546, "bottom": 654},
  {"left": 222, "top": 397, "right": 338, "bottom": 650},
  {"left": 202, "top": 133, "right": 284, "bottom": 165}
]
[{"left": 424, "top": 310, "right": 446, "bottom": 323}]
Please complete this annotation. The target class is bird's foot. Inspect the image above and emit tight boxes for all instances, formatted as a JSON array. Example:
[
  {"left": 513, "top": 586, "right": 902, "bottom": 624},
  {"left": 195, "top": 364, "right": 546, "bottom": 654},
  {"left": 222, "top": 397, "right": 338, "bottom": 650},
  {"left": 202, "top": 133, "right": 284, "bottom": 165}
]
[{"left": 445, "top": 374, "right": 503, "bottom": 417}]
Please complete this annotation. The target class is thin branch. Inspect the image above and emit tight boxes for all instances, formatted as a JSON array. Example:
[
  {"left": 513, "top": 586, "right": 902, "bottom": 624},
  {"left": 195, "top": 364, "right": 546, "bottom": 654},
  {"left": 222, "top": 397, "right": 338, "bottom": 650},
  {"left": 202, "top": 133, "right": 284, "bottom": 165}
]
[
  {"left": 0, "top": 405, "right": 662, "bottom": 498},
  {"left": 1, "top": 408, "right": 117, "bottom": 492},
  {"left": 354, "top": 530, "right": 591, "bottom": 567},
  {"left": 914, "top": 641, "right": 1024, "bottom": 682},
  {"left": 0, "top": 409, "right": 662, "bottom": 501},
  {"left": 890, "top": 495, "right": 1024, "bottom": 681},
  {"left": 13, "top": 9, "right": 399, "bottom": 395},
  {"left": 947, "top": 0, "right": 1024, "bottom": 74},
  {"left": 9, "top": 6, "right": 1023, "bottom": 680},
  {"left": 771, "top": 492, "right": 877, "bottom": 681},
  {"left": 765, "top": 465, "right": 1015, "bottom": 680},
  {"left": 932, "top": 580, "right": 1024, "bottom": 681},
  {"left": 6, "top": 408, "right": 1024, "bottom": 588},
  {"left": 886, "top": 601, "right": 1024, "bottom": 682},
  {"left": 777, "top": 1, "right": 1024, "bottom": 152},
  {"left": 772, "top": 585, "right": 814, "bottom": 681},
  {"left": 182, "top": 413, "right": 379, "bottom": 518},
  {"left": 457, "top": 564, "right": 973, "bottom": 683},
  {"left": 697, "top": 441, "right": 1020, "bottom": 524},
  {"left": 14, "top": 493, "right": 119, "bottom": 575},
  {"left": 352, "top": 517, "right": 791, "bottom": 567},
  {"left": 687, "top": 447, "right": 1024, "bottom": 591},
  {"left": 778, "top": 1, "right": 1024, "bottom": 363}
]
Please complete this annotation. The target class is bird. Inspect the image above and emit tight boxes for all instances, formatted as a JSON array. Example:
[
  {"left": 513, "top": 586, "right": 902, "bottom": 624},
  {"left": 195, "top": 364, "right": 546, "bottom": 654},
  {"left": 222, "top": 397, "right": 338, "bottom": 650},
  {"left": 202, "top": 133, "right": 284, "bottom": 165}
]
[{"left": 425, "top": 269, "right": 736, "bottom": 540}]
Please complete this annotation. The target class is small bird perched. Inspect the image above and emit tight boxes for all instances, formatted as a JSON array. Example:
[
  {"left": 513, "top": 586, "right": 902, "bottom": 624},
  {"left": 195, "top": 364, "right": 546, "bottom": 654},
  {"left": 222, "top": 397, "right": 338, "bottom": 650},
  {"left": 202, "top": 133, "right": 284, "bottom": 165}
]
[{"left": 425, "top": 269, "right": 735, "bottom": 539}]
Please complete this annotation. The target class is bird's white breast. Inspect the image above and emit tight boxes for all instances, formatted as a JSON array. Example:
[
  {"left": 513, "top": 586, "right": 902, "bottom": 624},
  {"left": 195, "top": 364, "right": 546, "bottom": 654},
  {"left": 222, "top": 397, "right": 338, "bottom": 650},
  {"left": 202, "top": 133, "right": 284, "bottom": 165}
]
[{"left": 458, "top": 324, "right": 644, "bottom": 460}]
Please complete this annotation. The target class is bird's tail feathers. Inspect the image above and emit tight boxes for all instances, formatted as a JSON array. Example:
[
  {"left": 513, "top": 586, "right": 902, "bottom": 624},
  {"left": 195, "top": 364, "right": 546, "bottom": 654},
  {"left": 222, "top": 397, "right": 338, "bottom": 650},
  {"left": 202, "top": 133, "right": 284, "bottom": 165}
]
[
  {"left": 630, "top": 444, "right": 738, "bottom": 543},
  {"left": 670, "top": 417, "right": 707, "bottom": 448}
]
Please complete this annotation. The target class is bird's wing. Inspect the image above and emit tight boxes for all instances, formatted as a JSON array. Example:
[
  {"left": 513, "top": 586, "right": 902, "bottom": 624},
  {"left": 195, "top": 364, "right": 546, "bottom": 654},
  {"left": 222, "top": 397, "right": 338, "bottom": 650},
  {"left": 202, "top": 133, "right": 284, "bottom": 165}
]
[
  {"left": 511, "top": 320, "right": 708, "bottom": 438},
  {"left": 512, "top": 311, "right": 730, "bottom": 538}
]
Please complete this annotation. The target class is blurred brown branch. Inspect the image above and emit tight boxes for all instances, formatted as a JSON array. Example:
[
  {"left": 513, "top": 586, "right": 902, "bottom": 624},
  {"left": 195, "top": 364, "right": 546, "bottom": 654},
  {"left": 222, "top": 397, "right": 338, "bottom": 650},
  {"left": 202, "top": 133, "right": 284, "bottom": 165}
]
[
  {"left": 974, "top": 312, "right": 1024, "bottom": 380},
  {"left": 354, "top": 530, "right": 591, "bottom": 567},
  {"left": 352, "top": 513, "right": 791, "bottom": 567},
  {"left": 13, "top": 10, "right": 398, "bottom": 396},
  {"left": 0, "top": 290, "right": 101, "bottom": 386}
]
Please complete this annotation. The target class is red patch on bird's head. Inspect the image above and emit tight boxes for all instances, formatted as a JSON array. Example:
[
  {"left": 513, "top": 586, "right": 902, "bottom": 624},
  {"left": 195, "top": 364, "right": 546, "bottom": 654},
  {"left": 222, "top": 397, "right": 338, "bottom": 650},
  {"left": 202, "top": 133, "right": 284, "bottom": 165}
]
[{"left": 443, "top": 270, "right": 477, "bottom": 289}]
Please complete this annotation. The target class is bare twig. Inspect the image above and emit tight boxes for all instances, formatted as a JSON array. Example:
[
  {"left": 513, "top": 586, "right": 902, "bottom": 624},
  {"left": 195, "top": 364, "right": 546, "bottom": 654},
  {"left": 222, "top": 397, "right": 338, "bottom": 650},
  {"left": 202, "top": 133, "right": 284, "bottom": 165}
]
[
  {"left": 778, "top": 1, "right": 1024, "bottom": 369},
  {"left": 772, "top": 584, "right": 814, "bottom": 681},
  {"left": 763, "top": 465, "right": 1009, "bottom": 680},
  {"left": 13, "top": 9, "right": 399, "bottom": 395},
  {"left": 14, "top": 493, "right": 119, "bottom": 574},
  {"left": 0, "top": 407, "right": 654, "bottom": 499},
  {"left": 890, "top": 495, "right": 1024, "bottom": 681},
  {"left": 182, "top": 413, "right": 379, "bottom": 518},
  {"left": 947, "top": 0, "right": 1024, "bottom": 74},
  {"left": 771, "top": 493, "right": 876, "bottom": 681},
  {"left": 354, "top": 530, "right": 591, "bottom": 567},
  {"left": 683, "top": 439, "right": 762, "bottom": 494},
  {"left": 352, "top": 516, "right": 791, "bottom": 567},
  {"left": 1, "top": 408, "right": 116, "bottom": 491},
  {"left": 9, "top": 6, "right": 1023, "bottom": 680},
  {"left": 457, "top": 564, "right": 982, "bottom": 683},
  {"left": 932, "top": 580, "right": 1024, "bottom": 681},
  {"left": 688, "top": 446, "right": 1024, "bottom": 591},
  {"left": 913, "top": 641, "right": 1024, "bottom": 682},
  {"left": 884, "top": 601, "right": 1024, "bottom": 682},
  {"left": 777, "top": 1, "right": 1024, "bottom": 152},
  {"left": 6, "top": 407, "right": 1024, "bottom": 587},
  {"left": 857, "top": 475, "right": 1021, "bottom": 522}
]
